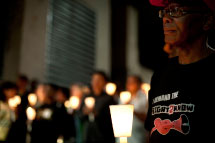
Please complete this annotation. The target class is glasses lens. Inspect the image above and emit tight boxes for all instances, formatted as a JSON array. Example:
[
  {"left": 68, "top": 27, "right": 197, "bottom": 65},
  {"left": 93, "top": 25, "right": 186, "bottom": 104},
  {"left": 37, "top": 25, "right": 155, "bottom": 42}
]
[
  {"left": 159, "top": 8, "right": 184, "bottom": 18},
  {"left": 170, "top": 8, "right": 183, "bottom": 18},
  {"left": 159, "top": 10, "right": 164, "bottom": 18}
]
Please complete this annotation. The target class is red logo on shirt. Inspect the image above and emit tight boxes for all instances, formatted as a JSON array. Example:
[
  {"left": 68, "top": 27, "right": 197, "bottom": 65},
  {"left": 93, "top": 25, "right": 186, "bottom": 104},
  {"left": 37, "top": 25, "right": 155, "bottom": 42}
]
[{"left": 151, "top": 114, "right": 190, "bottom": 135}]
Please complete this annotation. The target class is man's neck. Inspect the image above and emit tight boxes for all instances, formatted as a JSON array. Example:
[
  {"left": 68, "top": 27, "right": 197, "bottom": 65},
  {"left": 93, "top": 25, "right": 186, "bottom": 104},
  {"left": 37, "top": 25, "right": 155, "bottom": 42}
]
[
  {"left": 130, "top": 89, "right": 139, "bottom": 97},
  {"left": 177, "top": 36, "right": 213, "bottom": 64}
]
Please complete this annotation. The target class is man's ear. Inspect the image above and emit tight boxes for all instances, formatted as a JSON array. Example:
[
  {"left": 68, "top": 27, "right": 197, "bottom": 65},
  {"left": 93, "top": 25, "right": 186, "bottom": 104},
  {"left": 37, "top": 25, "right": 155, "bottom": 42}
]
[{"left": 203, "top": 14, "right": 215, "bottom": 31}]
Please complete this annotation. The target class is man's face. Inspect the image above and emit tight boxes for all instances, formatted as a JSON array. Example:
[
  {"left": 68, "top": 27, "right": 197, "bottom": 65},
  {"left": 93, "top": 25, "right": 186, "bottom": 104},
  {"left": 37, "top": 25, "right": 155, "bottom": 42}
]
[
  {"left": 126, "top": 77, "right": 140, "bottom": 94},
  {"left": 163, "top": 3, "right": 205, "bottom": 46},
  {"left": 4, "top": 89, "right": 17, "bottom": 100},
  {"left": 91, "top": 74, "right": 106, "bottom": 94},
  {"left": 70, "top": 85, "right": 83, "bottom": 97},
  {"left": 36, "top": 85, "right": 46, "bottom": 103},
  {"left": 16, "top": 79, "right": 28, "bottom": 89}
]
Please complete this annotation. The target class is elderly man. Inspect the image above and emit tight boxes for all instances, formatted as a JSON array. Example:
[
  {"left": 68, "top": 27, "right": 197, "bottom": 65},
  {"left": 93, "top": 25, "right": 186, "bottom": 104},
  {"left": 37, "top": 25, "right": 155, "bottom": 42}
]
[{"left": 145, "top": 0, "right": 215, "bottom": 143}]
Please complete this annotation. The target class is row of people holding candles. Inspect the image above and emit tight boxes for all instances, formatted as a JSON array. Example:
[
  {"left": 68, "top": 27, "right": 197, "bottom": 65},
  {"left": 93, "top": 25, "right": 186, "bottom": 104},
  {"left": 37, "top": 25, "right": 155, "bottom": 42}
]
[{"left": 1, "top": 73, "right": 150, "bottom": 143}]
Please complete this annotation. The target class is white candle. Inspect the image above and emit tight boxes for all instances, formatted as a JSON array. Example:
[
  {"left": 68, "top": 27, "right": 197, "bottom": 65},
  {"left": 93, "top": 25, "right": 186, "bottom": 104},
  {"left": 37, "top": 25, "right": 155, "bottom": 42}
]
[
  {"left": 84, "top": 97, "right": 95, "bottom": 109},
  {"left": 106, "top": 82, "right": 117, "bottom": 96},
  {"left": 109, "top": 104, "right": 134, "bottom": 143},
  {"left": 141, "top": 83, "right": 151, "bottom": 98},
  {"left": 120, "top": 91, "right": 131, "bottom": 104},
  {"left": 26, "top": 107, "right": 36, "bottom": 121},
  {"left": 8, "top": 98, "right": 16, "bottom": 108},
  {"left": 8, "top": 96, "right": 21, "bottom": 109},
  {"left": 120, "top": 137, "right": 128, "bottom": 143},
  {"left": 64, "top": 100, "right": 71, "bottom": 109},
  {"left": 14, "top": 95, "right": 21, "bottom": 105},
  {"left": 28, "top": 93, "right": 37, "bottom": 106},
  {"left": 69, "top": 96, "right": 80, "bottom": 110}
]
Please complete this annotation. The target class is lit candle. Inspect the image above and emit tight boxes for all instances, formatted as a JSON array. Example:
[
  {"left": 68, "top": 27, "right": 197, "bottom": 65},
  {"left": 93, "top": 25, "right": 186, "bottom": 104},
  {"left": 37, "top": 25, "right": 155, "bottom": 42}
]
[
  {"left": 120, "top": 91, "right": 131, "bottom": 104},
  {"left": 84, "top": 97, "right": 95, "bottom": 109},
  {"left": 28, "top": 93, "right": 37, "bottom": 106},
  {"left": 26, "top": 107, "right": 36, "bottom": 121},
  {"left": 8, "top": 98, "right": 16, "bottom": 108},
  {"left": 69, "top": 96, "right": 80, "bottom": 110},
  {"left": 106, "top": 82, "right": 117, "bottom": 96},
  {"left": 141, "top": 83, "right": 151, "bottom": 97},
  {"left": 64, "top": 100, "right": 71, "bottom": 109},
  {"left": 8, "top": 96, "right": 21, "bottom": 109},
  {"left": 120, "top": 137, "right": 128, "bottom": 143},
  {"left": 109, "top": 105, "right": 134, "bottom": 143},
  {"left": 14, "top": 95, "right": 21, "bottom": 105}
]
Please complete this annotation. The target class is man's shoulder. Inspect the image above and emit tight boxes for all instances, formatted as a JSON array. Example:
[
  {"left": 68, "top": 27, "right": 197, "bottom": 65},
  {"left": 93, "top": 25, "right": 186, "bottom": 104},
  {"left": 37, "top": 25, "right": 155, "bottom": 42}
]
[{"left": 152, "top": 57, "right": 178, "bottom": 78}]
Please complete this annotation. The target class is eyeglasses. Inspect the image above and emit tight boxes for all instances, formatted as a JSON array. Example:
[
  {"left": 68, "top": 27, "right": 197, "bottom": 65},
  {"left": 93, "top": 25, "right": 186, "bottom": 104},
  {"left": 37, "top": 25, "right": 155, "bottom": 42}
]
[{"left": 159, "top": 7, "right": 209, "bottom": 18}]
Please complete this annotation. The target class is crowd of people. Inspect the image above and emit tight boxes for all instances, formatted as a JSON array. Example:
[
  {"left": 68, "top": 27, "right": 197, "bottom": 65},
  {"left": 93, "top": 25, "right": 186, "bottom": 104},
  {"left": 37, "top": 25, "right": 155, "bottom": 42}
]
[
  {"left": 146, "top": 0, "right": 215, "bottom": 143},
  {"left": 2, "top": 0, "right": 214, "bottom": 143},
  {"left": 0, "top": 71, "right": 149, "bottom": 143}
]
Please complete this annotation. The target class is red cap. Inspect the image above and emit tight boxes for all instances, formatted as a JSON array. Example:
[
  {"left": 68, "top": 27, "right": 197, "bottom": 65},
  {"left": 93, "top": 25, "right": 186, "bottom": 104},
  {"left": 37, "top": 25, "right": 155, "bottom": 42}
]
[
  {"left": 149, "top": 0, "right": 215, "bottom": 13},
  {"left": 203, "top": 0, "right": 215, "bottom": 13}
]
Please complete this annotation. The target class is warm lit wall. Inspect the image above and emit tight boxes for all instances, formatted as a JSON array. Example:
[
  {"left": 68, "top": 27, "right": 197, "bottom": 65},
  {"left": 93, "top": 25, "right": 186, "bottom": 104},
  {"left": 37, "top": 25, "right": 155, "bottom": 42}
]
[
  {"left": 2, "top": 0, "right": 111, "bottom": 82},
  {"left": 84, "top": 0, "right": 112, "bottom": 76},
  {"left": 19, "top": 0, "right": 48, "bottom": 82},
  {"left": 2, "top": 1, "right": 24, "bottom": 81},
  {"left": 2, "top": 0, "right": 48, "bottom": 82},
  {"left": 126, "top": 6, "right": 154, "bottom": 84},
  {"left": 2, "top": 0, "right": 152, "bottom": 84}
]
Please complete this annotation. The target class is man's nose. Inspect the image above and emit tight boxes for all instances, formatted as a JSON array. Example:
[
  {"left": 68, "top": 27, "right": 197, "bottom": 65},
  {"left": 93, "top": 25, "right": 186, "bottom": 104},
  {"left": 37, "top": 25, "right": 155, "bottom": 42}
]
[{"left": 163, "top": 14, "right": 173, "bottom": 24}]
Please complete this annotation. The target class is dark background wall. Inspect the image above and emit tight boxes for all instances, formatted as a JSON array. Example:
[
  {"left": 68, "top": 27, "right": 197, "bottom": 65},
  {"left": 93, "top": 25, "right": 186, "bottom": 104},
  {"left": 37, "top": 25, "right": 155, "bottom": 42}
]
[
  {"left": 0, "top": 0, "right": 24, "bottom": 80},
  {"left": 111, "top": 0, "right": 168, "bottom": 90}
]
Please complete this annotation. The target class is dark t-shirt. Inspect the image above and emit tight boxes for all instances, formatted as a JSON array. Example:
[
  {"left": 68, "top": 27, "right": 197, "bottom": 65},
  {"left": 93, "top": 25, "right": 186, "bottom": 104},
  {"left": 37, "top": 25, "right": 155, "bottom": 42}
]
[
  {"left": 81, "top": 92, "right": 116, "bottom": 143},
  {"left": 145, "top": 53, "right": 215, "bottom": 143},
  {"left": 31, "top": 103, "right": 71, "bottom": 143}
]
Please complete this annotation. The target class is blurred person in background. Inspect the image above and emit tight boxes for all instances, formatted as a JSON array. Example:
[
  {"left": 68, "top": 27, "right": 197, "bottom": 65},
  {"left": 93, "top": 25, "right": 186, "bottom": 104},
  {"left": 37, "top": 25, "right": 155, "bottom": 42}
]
[
  {"left": 0, "top": 81, "right": 17, "bottom": 143},
  {"left": 70, "top": 83, "right": 91, "bottom": 106},
  {"left": 16, "top": 74, "right": 29, "bottom": 97},
  {"left": 14, "top": 74, "right": 30, "bottom": 143},
  {"left": 80, "top": 71, "right": 115, "bottom": 143},
  {"left": 55, "top": 86, "right": 76, "bottom": 143},
  {"left": 0, "top": 100, "right": 11, "bottom": 143},
  {"left": 0, "top": 81, "right": 17, "bottom": 102},
  {"left": 125, "top": 75, "right": 149, "bottom": 143},
  {"left": 55, "top": 86, "right": 70, "bottom": 107},
  {"left": 15, "top": 74, "right": 29, "bottom": 113},
  {"left": 29, "top": 79, "right": 39, "bottom": 94},
  {"left": 69, "top": 83, "right": 89, "bottom": 143},
  {"left": 31, "top": 83, "right": 73, "bottom": 143}
]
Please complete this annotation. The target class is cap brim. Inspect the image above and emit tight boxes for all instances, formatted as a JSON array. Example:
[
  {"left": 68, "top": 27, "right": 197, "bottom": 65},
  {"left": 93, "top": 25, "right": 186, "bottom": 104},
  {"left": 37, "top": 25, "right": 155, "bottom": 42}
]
[
  {"left": 204, "top": 0, "right": 215, "bottom": 13},
  {"left": 149, "top": 0, "right": 168, "bottom": 7}
]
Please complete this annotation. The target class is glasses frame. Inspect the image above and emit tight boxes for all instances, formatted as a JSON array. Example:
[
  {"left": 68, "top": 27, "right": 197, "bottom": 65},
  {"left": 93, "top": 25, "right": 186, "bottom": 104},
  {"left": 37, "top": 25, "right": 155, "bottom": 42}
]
[{"left": 159, "top": 7, "right": 209, "bottom": 18}]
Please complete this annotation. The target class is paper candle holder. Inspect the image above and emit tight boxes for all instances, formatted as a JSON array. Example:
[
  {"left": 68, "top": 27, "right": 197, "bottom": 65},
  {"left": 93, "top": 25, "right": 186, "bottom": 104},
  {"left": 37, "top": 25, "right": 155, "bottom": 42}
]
[{"left": 109, "top": 104, "right": 134, "bottom": 142}]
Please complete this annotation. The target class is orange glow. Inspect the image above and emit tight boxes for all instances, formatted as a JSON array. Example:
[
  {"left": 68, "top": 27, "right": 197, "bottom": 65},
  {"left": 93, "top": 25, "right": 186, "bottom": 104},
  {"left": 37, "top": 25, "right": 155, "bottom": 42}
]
[
  {"left": 26, "top": 107, "right": 36, "bottom": 121},
  {"left": 141, "top": 83, "right": 151, "bottom": 96},
  {"left": 69, "top": 96, "right": 80, "bottom": 110},
  {"left": 8, "top": 96, "right": 21, "bottom": 109},
  {"left": 85, "top": 97, "right": 95, "bottom": 109},
  {"left": 120, "top": 91, "right": 131, "bottom": 104},
  {"left": 106, "top": 82, "right": 117, "bottom": 96},
  {"left": 28, "top": 93, "right": 37, "bottom": 106}
]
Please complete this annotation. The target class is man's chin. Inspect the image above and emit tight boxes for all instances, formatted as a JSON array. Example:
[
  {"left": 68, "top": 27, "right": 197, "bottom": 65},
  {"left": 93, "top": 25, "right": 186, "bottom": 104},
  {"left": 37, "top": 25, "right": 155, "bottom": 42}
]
[
  {"left": 164, "top": 40, "right": 176, "bottom": 45},
  {"left": 165, "top": 36, "right": 179, "bottom": 44}
]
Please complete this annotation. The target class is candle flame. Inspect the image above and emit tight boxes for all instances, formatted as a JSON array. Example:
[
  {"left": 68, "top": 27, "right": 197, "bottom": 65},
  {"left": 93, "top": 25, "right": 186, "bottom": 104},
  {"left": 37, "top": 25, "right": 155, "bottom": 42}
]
[
  {"left": 106, "top": 82, "right": 117, "bottom": 96},
  {"left": 26, "top": 107, "right": 36, "bottom": 120},
  {"left": 120, "top": 91, "right": 131, "bottom": 104},
  {"left": 28, "top": 93, "right": 37, "bottom": 106},
  {"left": 85, "top": 97, "right": 95, "bottom": 109}
]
